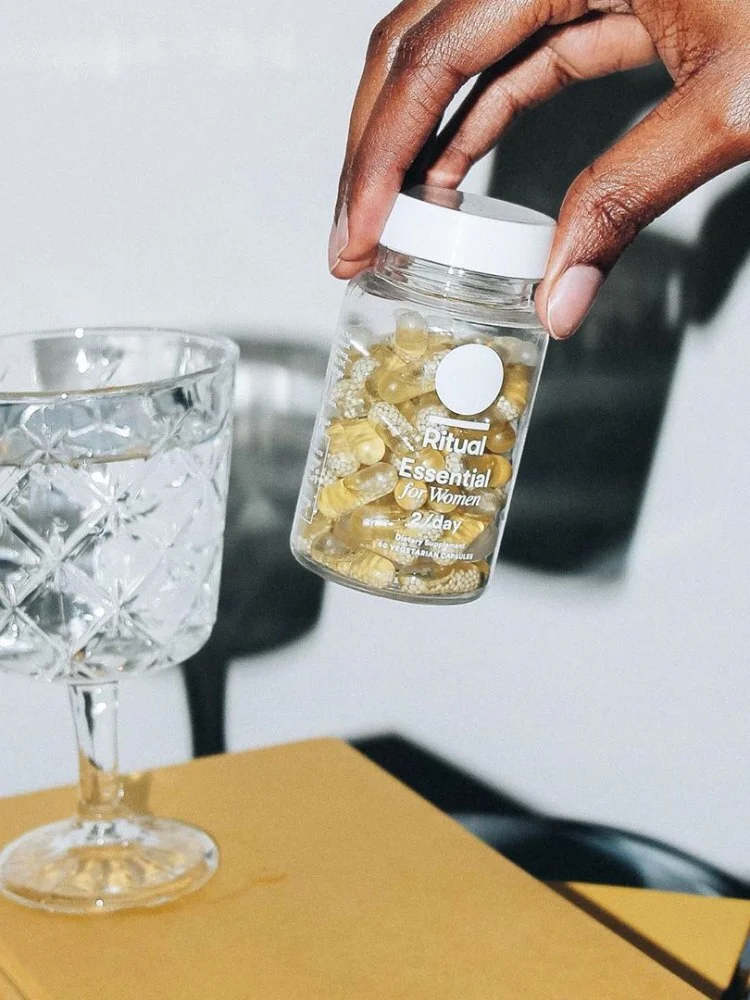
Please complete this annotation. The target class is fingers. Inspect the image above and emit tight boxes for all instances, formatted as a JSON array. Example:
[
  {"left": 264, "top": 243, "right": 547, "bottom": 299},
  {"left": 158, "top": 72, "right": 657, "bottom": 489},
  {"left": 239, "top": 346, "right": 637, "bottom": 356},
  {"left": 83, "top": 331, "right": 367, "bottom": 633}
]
[
  {"left": 332, "top": 0, "right": 590, "bottom": 277},
  {"left": 426, "top": 14, "right": 656, "bottom": 189},
  {"left": 537, "top": 68, "right": 750, "bottom": 338},
  {"left": 334, "top": 0, "right": 442, "bottom": 229}
]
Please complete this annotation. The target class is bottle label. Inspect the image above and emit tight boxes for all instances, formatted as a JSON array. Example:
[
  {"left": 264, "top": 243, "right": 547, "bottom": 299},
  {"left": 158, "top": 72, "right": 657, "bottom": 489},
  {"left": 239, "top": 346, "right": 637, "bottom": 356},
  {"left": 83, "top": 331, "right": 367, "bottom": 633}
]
[{"left": 434, "top": 343, "right": 504, "bottom": 415}]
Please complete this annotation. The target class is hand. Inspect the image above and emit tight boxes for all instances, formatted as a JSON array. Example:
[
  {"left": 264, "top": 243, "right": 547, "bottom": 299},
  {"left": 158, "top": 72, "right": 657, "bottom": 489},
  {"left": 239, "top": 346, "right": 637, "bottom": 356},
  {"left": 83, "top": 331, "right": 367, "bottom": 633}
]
[{"left": 329, "top": 0, "right": 750, "bottom": 338}]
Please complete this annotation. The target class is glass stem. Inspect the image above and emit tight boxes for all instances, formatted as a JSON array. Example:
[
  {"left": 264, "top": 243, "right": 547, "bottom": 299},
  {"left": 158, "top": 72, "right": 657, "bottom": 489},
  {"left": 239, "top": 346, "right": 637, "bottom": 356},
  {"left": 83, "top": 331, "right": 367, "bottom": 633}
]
[{"left": 69, "top": 682, "right": 125, "bottom": 821}]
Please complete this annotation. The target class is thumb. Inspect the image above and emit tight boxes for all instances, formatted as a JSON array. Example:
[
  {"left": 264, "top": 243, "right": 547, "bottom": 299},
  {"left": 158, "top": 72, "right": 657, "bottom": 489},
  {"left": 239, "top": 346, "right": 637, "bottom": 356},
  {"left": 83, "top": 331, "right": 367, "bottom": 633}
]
[{"left": 536, "top": 71, "right": 749, "bottom": 339}]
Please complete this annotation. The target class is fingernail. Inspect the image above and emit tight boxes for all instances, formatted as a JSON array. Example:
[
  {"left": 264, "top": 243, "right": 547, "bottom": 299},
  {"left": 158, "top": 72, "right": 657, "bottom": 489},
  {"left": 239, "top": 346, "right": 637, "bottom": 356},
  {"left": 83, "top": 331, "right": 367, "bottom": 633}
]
[
  {"left": 328, "top": 204, "right": 349, "bottom": 272},
  {"left": 546, "top": 265, "right": 604, "bottom": 340}
]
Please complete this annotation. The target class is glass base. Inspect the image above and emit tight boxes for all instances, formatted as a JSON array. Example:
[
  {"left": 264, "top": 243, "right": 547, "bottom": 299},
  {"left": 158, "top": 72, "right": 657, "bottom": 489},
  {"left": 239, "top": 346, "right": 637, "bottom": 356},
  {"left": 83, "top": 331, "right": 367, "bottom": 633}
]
[{"left": 0, "top": 813, "right": 218, "bottom": 914}]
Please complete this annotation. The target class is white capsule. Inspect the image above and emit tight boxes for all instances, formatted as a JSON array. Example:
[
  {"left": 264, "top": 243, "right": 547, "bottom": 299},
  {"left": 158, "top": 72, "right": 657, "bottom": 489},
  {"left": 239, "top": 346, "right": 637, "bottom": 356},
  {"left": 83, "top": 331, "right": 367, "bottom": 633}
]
[
  {"left": 349, "top": 357, "right": 378, "bottom": 387},
  {"left": 508, "top": 340, "right": 538, "bottom": 366}
]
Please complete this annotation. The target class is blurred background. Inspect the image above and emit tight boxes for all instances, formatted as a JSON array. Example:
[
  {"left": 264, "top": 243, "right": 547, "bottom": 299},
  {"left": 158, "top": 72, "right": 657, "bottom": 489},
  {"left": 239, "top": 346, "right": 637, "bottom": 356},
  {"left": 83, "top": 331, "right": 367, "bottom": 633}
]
[{"left": 0, "top": 0, "right": 748, "bottom": 885}]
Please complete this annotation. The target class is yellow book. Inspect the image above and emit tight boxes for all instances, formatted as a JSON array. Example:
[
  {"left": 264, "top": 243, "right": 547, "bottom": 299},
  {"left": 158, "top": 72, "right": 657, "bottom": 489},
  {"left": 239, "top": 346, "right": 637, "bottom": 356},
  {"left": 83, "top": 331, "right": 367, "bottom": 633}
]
[
  {"left": 0, "top": 739, "right": 744, "bottom": 999},
  {"left": 557, "top": 882, "right": 749, "bottom": 999}
]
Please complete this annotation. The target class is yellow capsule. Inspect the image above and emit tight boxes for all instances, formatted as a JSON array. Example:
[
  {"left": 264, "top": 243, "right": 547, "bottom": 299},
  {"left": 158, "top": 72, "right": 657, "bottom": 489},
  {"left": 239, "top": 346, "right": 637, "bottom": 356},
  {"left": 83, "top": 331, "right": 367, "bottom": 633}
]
[
  {"left": 392, "top": 310, "right": 428, "bottom": 362},
  {"left": 415, "top": 448, "right": 446, "bottom": 473},
  {"left": 412, "top": 390, "right": 441, "bottom": 410},
  {"left": 503, "top": 376, "right": 529, "bottom": 404},
  {"left": 467, "top": 521, "right": 498, "bottom": 561},
  {"left": 498, "top": 364, "right": 532, "bottom": 417},
  {"left": 338, "top": 506, "right": 419, "bottom": 567},
  {"left": 397, "top": 560, "right": 452, "bottom": 596},
  {"left": 317, "top": 479, "right": 360, "bottom": 520},
  {"left": 370, "top": 344, "right": 408, "bottom": 371},
  {"left": 466, "top": 454, "right": 512, "bottom": 489},
  {"left": 505, "top": 363, "right": 532, "bottom": 387},
  {"left": 295, "top": 513, "right": 332, "bottom": 556},
  {"left": 339, "top": 533, "right": 418, "bottom": 568},
  {"left": 310, "top": 533, "right": 354, "bottom": 573},
  {"left": 399, "top": 559, "right": 488, "bottom": 597},
  {"left": 385, "top": 449, "right": 405, "bottom": 471},
  {"left": 327, "top": 419, "right": 385, "bottom": 466},
  {"left": 375, "top": 346, "right": 449, "bottom": 404},
  {"left": 448, "top": 517, "right": 487, "bottom": 546},
  {"left": 486, "top": 422, "right": 517, "bottom": 454},
  {"left": 369, "top": 402, "right": 421, "bottom": 455},
  {"left": 326, "top": 420, "right": 351, "bottom": 453},
  {"left": 427, "top": 332, "right": 455, "bottom": 353},
  {"left": 376, "top": 367, "right": 433, "bottom": 405},
  {"left": 479, "top": 364, "right": 533, "bottom": 422},
  {"left": 394, "top": 478, "right": 428, "bottom": 511},
  {"left": 398, "top": 399, "right": 417, "bottom": 423},
  {"left": 347, "top": 420, "right": 386, "bottom": 465},
  {"left": 343, "top": 462, "right": 399, "bottom": 503},
  {"left": 450, "top": 424, "right": 486, "bottom": 447},
  {"left": 333, "top": 501, "right": 405, "bottom": 547},
  {"left": 428, "top": 492, "right": 459, "bottom": 514},
  {"left": 348, "top": 550, "right": 396, "bottom": 590},
  {"left": 474, "top": 488, "right": 507, "bottom": 518}
]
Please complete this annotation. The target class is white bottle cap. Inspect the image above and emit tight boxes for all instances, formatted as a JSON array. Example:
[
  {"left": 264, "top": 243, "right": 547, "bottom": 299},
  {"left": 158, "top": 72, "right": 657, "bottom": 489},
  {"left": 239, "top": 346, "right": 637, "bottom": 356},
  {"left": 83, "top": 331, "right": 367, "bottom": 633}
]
[{"left": 379, "top": 185, "right": 556, "bottom": 281}]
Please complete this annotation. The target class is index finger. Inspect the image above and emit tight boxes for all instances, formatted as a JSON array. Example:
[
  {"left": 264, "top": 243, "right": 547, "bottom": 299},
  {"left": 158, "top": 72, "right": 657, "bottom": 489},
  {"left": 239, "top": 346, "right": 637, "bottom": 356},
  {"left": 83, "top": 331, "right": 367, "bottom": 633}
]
[
  {"left": 333, "top": 0, "right": 589, "bottom": 277},
  {"left": 337, "top": 0, "right": 442, "bottom": 221}
]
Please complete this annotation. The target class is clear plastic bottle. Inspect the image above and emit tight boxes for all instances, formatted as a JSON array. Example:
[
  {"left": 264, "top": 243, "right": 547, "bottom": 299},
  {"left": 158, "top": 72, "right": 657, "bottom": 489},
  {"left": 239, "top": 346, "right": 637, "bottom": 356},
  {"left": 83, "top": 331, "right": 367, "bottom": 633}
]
[{"left": 291, "top": 185, "right": 556, "bottom": 604}]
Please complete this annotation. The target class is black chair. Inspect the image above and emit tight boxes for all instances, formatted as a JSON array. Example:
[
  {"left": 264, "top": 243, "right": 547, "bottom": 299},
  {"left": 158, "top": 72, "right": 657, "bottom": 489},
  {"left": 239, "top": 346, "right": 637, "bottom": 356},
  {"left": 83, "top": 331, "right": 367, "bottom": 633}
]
[
  {"left": 353, "top": 734, "right": 750, "bottom": 898},
  {"left": 456, "top": 812, "right": 749, "bottom": 898},
  {"left": 182, "top": 338, "right": 327, "bottom": 756}
]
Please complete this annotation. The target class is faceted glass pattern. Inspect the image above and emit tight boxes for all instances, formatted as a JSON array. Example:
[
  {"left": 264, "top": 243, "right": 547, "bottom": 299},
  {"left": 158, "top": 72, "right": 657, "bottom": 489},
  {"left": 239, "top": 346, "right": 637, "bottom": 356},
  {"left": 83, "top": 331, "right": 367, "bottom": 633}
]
[
  {"left": 0, "top": 334, "right": 235, "bottom": 684},
  {"left": 0, "top": 329, "right": 237, "bottom": 913}
]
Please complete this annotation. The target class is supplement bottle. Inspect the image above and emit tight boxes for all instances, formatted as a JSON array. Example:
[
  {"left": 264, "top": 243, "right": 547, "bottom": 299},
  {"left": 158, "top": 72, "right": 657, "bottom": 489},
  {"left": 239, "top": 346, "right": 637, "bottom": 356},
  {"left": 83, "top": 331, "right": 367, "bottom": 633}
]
[{"left": 291, "top": 185, "right": 555, "bottom": 604}]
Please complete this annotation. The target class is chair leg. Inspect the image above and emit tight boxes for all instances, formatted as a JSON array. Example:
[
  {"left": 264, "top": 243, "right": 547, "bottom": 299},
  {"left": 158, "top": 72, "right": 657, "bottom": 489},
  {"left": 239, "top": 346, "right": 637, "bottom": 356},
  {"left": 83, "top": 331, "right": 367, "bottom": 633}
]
[{"left": 182, "top": 644, "right": 229, "bottom": 757}]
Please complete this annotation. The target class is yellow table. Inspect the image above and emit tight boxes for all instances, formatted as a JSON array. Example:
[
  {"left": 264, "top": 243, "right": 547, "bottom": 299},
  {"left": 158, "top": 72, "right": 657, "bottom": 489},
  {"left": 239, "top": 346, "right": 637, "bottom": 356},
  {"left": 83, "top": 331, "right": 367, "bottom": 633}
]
[{"left": 0, "top": 739, "right": 746, "bottom": 1000}]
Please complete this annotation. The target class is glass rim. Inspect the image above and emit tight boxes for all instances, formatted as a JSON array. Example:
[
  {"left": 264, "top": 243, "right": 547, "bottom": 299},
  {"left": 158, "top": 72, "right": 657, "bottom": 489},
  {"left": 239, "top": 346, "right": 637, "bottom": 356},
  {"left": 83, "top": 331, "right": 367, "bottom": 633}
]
[{"left": 0, "top": 326, "right": 239, "bottom": 404}]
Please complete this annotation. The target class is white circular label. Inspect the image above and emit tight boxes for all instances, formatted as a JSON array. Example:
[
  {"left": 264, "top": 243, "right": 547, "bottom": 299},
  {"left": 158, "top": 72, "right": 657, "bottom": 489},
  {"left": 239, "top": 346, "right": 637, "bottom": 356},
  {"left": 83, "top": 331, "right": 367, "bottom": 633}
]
[{"left": 434, "top": 344, "right": 504, "bottom": 416}]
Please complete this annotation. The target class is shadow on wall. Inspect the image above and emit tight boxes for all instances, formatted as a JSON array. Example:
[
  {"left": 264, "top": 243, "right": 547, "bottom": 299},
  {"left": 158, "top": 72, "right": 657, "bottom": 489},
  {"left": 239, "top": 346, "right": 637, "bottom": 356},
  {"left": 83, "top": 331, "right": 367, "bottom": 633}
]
[
  {"left": 486, "top": 64, "right": 750, "bottom": 575},
  {"left": 184, "top": 69, "right": 750, "bottom": 757}
]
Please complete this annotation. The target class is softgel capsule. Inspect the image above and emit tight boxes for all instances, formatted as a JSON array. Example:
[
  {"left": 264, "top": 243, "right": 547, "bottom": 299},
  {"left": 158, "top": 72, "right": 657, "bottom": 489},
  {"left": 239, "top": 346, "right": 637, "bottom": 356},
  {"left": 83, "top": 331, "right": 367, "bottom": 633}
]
[{"left": 291, "top": 185, "right": 555, "bottom": 604}]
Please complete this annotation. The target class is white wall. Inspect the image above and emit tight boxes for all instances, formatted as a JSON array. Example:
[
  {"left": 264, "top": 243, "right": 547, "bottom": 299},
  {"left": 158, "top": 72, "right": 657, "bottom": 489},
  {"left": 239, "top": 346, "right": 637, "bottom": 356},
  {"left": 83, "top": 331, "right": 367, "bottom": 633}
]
[{"left": 0, "top": 0, "right": 747, "bottom": 878}]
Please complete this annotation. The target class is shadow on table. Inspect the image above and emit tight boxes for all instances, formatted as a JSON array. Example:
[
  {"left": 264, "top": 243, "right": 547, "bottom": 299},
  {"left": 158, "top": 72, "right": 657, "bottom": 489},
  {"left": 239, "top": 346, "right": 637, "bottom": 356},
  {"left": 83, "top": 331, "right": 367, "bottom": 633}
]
[
  {"left": 352, "top": 733, "right": 750, "bottom": 900},
  {"left": 552, "top": 882, "right": 747, "bottom": 1000}
]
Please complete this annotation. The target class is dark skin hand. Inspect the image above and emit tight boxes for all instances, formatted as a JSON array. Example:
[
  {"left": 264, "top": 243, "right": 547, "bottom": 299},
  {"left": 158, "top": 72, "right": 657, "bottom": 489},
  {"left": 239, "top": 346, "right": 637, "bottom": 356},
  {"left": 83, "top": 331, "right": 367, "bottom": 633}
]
[{"left": 329, "top": 0, "right": 750, "bottom": 338}]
